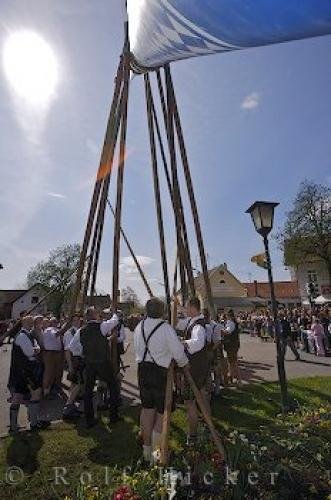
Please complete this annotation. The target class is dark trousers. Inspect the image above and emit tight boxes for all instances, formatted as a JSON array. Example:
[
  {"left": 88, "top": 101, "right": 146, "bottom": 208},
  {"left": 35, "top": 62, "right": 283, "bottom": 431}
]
[
  {"left": 282, "top": 337, "right": 300, "bottom": 360},
  {"left": 84, "top": 361, "right": 120, "bottom": 422}
]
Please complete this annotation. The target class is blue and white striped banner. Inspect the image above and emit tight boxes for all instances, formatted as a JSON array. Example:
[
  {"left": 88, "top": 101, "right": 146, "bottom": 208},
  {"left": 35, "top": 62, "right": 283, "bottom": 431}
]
[{"left": 127, "top": 0, "right": 331, "bottom": 68}]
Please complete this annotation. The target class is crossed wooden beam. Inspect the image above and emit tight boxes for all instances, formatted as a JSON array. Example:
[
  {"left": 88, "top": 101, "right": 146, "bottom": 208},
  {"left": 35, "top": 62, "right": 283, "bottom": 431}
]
[{"left": 66, "top": 27, "right": 224, "bottom": 464}]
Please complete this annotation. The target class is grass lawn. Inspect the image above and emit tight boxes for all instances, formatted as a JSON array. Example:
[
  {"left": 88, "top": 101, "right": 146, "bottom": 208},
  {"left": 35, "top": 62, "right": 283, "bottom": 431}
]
[{"left": 0, "top": 376, "right": 330, "bottom": 499}]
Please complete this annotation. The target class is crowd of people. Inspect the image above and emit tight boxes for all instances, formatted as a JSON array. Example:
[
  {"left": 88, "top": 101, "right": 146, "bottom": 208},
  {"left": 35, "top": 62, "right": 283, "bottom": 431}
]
[
  {"left": 0, "top": 299, "right": 329, "bottom": 463},
  {"left": 236, "top": 307, "right": 331, "bottom": 357}
]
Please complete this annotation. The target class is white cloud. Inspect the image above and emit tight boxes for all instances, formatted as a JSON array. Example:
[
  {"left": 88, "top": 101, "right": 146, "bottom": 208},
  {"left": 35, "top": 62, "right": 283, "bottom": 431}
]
[
  {"left": 86, "top": 138, "right": 99, "bottom": 157},
  {"left": 120, "top": 255, "right": 154, "bottom": 276},
  {"left": 241, "top": 92, "right": 260, "bottom": 110},
  {"left": 47, "top": 192, "right": 66, "bottom": 199}
]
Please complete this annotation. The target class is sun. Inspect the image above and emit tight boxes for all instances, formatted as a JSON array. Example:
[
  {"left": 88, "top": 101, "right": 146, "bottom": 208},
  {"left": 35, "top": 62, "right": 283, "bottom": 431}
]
[{"left": 3, "top": 30, "right": 59, "bottom": 107}]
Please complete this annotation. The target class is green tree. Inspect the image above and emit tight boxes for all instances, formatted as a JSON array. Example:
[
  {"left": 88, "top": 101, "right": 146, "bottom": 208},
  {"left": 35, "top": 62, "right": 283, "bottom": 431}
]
[
  {"left": 121, "top": 286, "right": 140, "bottom": 306},
  {"left": 278, "top": 180, "right": 331, "bottom": 282},
  {"left": 27, "top": 243, "right": 81, "bottom": 316}
]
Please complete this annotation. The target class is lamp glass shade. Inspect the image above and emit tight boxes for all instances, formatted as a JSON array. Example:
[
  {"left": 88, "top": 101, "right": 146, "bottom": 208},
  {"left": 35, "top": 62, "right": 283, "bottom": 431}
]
[{"left": 246, "top": 201, "right": 279, "bottom": 237}]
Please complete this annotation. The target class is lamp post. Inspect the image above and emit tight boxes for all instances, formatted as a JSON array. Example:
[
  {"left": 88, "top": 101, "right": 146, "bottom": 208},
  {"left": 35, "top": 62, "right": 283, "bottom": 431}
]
[{"left": 246, "top": 201, "right": 289, "bottom": 411}]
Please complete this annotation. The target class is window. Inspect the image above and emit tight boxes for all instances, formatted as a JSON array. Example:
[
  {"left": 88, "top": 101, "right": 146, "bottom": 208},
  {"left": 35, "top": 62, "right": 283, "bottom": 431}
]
[
  {"left": 31, "top": 296, "right": 39, "bottom": 304},
  {"left": 220, "top": 279, "right": 226, "bottom": 284}
]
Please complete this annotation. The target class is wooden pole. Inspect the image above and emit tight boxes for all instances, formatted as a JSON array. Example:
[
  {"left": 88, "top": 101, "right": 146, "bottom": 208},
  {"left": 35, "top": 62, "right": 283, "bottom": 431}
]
[
  {"left": 156, "top": 70, "right": 196, "bottom": 299},
  {"left": 107, "top": 199, "right": 154, "bottom": 298},
  {"left": 166, "top": 67, "right": 216, "bottom": 318},
  {"left": 183, "top": 366, "right": 225, "bottom": 457},
  {"left": 149, "top": 84, "right": 195, "bottom": 300},
  {"left": 111, "top": 34, "right": 130, "bottom": 373},
  {"left": 88, "top": 89, "right": 124, "bottom": 300},
  {"left": 112, "top": 52, "right": 130, "bottom": 313},
  {"left": 145, "top": 74, "right": 171, "bottom": 321},
  {"left": 69, "top": 59, "right": 124, "bottom": 316}
]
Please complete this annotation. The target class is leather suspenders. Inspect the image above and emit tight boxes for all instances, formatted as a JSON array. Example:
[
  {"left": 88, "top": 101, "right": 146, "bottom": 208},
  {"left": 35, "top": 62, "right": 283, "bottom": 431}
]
[{"left": 141, "top": 320, "right": 165, "bottom": 364}]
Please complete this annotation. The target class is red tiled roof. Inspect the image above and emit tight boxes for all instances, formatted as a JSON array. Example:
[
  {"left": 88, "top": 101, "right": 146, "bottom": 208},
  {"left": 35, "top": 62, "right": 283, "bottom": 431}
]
[{"left": 243, "top": 281, "right": 300, "bottom": 299}]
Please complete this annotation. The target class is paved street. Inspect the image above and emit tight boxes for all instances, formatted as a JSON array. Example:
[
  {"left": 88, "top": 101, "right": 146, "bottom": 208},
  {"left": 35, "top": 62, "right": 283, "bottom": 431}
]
[{"left": 1, "top": 333, "right": 330, "bottom": 436}]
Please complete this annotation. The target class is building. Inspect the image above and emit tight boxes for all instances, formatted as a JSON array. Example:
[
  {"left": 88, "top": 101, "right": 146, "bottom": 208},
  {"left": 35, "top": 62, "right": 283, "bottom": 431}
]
[
  {"left": 288, "top": 258, "right": 330, "bottom": 304},
  {"left": 193, "top": 263, "right": 300, "bottom": 312},
  {"left": 244, "top": 280, "right": 301, "bottom": 307},
  {"left": 0, "top": 284, "right": 47, "bottom": 320},
  {"left": 0, "top": 290, "right": 24, "bottom": 320},
  {"left": 194, "top": 264, "right": 253, "bottom": 311}
]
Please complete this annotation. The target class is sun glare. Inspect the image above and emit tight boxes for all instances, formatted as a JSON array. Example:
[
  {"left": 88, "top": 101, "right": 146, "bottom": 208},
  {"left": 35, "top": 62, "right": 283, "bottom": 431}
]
[{"left": 3, "top": 30, "right": 59, "bottom": 107}]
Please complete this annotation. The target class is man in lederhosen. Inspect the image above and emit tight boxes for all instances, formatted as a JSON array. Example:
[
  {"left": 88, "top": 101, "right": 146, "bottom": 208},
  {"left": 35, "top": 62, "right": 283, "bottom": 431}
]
[
  {"left": 62, "top": 315, "right": 83, "bottom": 419},
  {"left": 134, "top": 298, "right": 188, "bottom": 463},
  {"left": 8, "top": 316, "right": 50, "bottom": 433},
  {"left": 177, "top": 297, "right": 210, "bottom": 444},
  {"left": 78, "top": 307, "right": 120, "bottom": 428}
]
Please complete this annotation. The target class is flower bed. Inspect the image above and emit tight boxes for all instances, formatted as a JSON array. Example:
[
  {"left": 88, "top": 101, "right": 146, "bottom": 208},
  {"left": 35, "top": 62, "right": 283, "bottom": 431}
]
[{"left": 64, "top": 404, "right": 331, "bottom": 500}]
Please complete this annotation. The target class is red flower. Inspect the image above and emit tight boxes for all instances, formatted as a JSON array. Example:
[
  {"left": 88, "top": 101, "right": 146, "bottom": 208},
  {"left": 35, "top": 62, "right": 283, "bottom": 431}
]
[{"left": 112, "top": 485, "right": 134, "bottom": 500}]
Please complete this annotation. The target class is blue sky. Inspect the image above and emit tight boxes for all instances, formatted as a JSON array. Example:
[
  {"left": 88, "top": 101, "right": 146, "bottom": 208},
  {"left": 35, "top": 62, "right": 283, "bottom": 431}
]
[{"left": 0, "top": 0, "right": 330, "bottom": 301}]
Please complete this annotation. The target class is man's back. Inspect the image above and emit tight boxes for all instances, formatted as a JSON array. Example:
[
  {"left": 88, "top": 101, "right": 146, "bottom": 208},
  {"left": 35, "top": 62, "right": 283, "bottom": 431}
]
[
  {"left": 134, "top": 317, "right": 187, "bottom": 369},
  {"left": 80, "top": 322, "right": 110, "bottom": 364}
]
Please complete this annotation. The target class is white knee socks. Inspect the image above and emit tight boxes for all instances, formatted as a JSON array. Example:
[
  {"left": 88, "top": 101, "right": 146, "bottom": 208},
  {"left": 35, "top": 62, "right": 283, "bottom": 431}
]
[{"left": 143, "top": 445, "right": 152, "bottom": 461}]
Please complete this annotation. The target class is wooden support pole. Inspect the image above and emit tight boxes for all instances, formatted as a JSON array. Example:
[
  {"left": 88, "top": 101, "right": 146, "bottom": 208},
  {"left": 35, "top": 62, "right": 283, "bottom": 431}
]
[
  {"left": 88, "top": 90, "right": 124, "bottom": 300},
  {"left": 158, "top": 69, "right": 195, "bottom": 300},
  {"left": 111, "top": 48, "right": 130, "bottom": 373},
  {"left": 160, "top": 361, "right": 175, "bottom": 466},
  {"left": 166, "top": 66, "right": 216, "bottom": 319},
  {"left": 149, "top": 84, "right": 194, "bottom": 303},
  {"left": 144, "top": 74, "right": 171, "bottom": 321},
  {"left": 112, "top": 53, "right": 130, "bottom": 312},
  {"left": 183, "top": 366, "right": 225, "bottom": 457},
  {"left": 81, "top": 198, "right": 103, "bottom": 307},
  {"left": 157, "top": 70, "right": 195, "bottom": 293},
  {"left": 69, "top": 59, "right": 124, "bottom": 316},
  {"left": 107, "top": 199, "right": 154, "bottom": 298}
]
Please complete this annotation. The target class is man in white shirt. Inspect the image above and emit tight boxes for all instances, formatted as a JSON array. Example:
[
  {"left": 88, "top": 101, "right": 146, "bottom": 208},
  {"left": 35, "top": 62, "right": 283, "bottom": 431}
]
[
  {"left": 176, "top": 297, "right": 210, "bottom": 442},
  {"left": 202, "top": 308, "right": 225, "bottom": 396},
  {"left": 8, "top": 316, "right": 50, "bottom": 432},
  {"left": 62, "top": 315, "right": 83, "bottom": 419},
  {"left": 42, "top": 317, "right": 64, "bottom": 397},
  {"left": 134, "top": 298, "right": 188, "bottom": 463}
]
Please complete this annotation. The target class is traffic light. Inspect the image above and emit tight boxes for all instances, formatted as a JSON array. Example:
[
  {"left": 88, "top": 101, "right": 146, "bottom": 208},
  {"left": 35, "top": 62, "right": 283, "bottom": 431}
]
[{"left": 306, "top": 281, "right": 318, "bottom": 299}]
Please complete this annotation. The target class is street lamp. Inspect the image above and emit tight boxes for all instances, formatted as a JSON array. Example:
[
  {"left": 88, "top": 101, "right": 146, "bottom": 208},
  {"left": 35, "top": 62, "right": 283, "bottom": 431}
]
[{"left": 246, "top": 201, "right": 289, "bottom": 411}]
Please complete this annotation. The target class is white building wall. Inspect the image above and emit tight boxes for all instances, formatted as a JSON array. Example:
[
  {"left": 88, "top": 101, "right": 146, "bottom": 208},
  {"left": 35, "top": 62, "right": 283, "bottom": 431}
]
[
  {"left": 11, "top": 285, "right": 47, "bottom": 319},
  {"left": 293, "top": 260, "right": 330, "bottom": 302}
]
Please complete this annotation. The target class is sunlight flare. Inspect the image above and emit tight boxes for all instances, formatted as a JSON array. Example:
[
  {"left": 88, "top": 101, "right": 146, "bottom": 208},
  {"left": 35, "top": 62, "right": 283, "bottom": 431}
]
[{"left": 3, "top": 30, "right": 59, "bottom": 107}]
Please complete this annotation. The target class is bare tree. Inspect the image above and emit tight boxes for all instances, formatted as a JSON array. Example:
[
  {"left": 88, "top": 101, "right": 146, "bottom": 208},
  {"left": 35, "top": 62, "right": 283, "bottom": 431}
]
[{"left": 278, "top": 181, "right": 331, "bottom": 282}]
